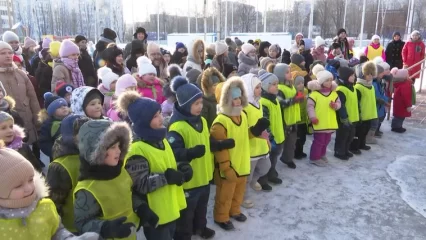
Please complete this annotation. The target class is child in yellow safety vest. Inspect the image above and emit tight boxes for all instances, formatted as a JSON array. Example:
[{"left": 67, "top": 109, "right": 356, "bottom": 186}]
[
  {"left": 117, "top": 91, "right": 191, "bottom": 240},
  {"left": 47, "top": 114, "right": 90, "bottom": 233},
  {"left": 210, "top": 76, "right": 269, "bottom": 230},
  {"left": 350, "top": 61, "right": 378, "bottom": 153},
  {"left": 0, "top": 140, "right": 99, "bottom": 240},
  {"left": 258, "top": 70, "right": 285, "bottom": 191},
  {"left": 294, "top": 75, "right": 310, "bottom": 159},
  {"left": 307, "top": 65, "right": 341, "bottom": 167},
  {"left": 74, "top": 120, "right": 159, "bottom": 239},
  {"left": 334, "top": 67, "right": 359, "bottom": 160}
]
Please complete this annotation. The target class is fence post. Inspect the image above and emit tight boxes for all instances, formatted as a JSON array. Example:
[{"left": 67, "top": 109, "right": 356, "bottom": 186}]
[{"left": 419, "top": 60, "right": 425, "bottom": 93}]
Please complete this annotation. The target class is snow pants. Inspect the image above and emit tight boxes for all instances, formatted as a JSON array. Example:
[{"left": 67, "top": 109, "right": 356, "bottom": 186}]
[
  {"left": 174, "top": 185, "right": 210, "bottom": 240},
  {"left": 213, "top": 169, "right": 247, "bottom": 222},
  {"left": 144, "top": 220, "right": 176, "bottom": 240},
  {"left": 334, "top": 123, "right": 356, "bottom": 155},
  {"left": 350, "top": 120, "right": 371, "bottom": 151},
  {"left": 257, "top": 142, "right": 284, "bottom": 186},
  {"left": 295, "top": 123, "right": 308, "bottom": 157},
  {"left": 280, "top": 125, "right": 297, "bottom": 164},
  {"left": 310, "top": 132, "right": 332, "bottom": 160}
]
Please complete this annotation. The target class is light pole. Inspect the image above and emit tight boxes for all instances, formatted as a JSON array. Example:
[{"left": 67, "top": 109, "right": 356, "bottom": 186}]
[
  {"left": 308, "top": 0, "right": 314, "bottom": 39},
  {"left": 359, "top": 0, "right": 366, "bottom": 48},
  {"left": 343, "top": 0, "right": 347, "bottom": 29}
]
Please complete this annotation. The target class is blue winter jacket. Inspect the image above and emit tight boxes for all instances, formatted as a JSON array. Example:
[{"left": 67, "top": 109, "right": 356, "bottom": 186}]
[{"left": 372, "top": 79, "right": 389, "bottom": 118}]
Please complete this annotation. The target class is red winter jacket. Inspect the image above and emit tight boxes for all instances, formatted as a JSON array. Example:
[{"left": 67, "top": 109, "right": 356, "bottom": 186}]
[
  {"left": 402, "top": 39, "right": 425, "bottom": 79},
  {"left": 393, "top": 80, "right": 412, "bottom": 118}
]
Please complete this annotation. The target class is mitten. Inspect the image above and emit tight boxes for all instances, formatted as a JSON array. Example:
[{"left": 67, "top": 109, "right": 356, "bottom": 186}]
[
  {"left": 329, "top": 101, "right": 338, "bottom": 109},
  {"left": 251, "top": 118, "right": 270, "bottom": 136},
  {"left": 293, "top": 92, "right": 305, "bottom": 103},
  {"left": 136, "top": 202, "right": 159, "bottom": 229},
  {"left": 165, "top": 168, "right": 185, "bottom": 186},
  {"left": 219, "top": 138, "right": 235, "bottom": 150},
  {"left": 310, "top": 117, "right": 319, "bottom": 125},
  {"left": 223, "top": 168, "right": 237, "bottom": 182},
  {"left": 340, "top": 118, "right": 351, "bottom": 128},
  {"left": 100, "top": 217, "right": 135, "bottom": 239},
  {"left": 178, "top": 163, "right": 193, "bottom": 182},
  {"left": 187, "top": 145, "right": 206, "bottom": 160}
]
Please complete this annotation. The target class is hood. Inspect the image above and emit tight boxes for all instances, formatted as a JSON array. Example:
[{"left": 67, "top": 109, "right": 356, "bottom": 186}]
[
  {"left": 70, "top": 86, "right": 104, "bottom": 117},
  {"left": 238, "top": 51, "right": 258, "bottom": 66},
  {"left": 3, "top": 96, "right": 15, "bottom": 110},
  {"left": 241, "top": 73, "right": 261, "bottom": 105},
  {"left": 217, "top": 77, "right": 248, "bottom": 115},
  {"left": 78, "top": 120, "right": 131, "bottom": 165},
  {"left": 200, "top": 67, "right": 226, "bottom": 95},
  {"left": 188, "top": 39, "right": 205, "bottom": 64},
  {"left": 37, "top": 109, "right": 49, "bottom": 124}
]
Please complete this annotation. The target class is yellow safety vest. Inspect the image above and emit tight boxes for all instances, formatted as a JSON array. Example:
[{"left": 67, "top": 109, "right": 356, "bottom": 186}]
[
  {"left": 354, "top": 83, "right": 378, "bottom": 121},
  {"left": 52, "top": 154, "right": 80, "bottom": 232},
  {"left": 336, "top": 86, "right": 360, "bottom": 123},
  {"left": 243, "top": 103, "right": 270, "bottom": 158},
  {"left": 0, "top": 199, "right": 60, "bottom": 240},
  {"left": 278, "top": 84, "right": 301, "bottom": 126},
  {"left": 125, "top": 139, "right": 187, "bottom": 225},
  {"left": 260, "top": 97, "right": 285, "bottom": 144},
  {"left": 297, "top": 88, "right": 309, "bottom": 124},
  {"left": 212, "top": 113, "right": 251, "bottom": 177},
  {"left": 168, "top": 117, "right": 214, "bottom": 190},
  {"left": 366, "top": 45, "right": 384, "bottom": 61},
  {"left": 74, "top": 169, "right": 139, "bottom": 240},
  {"left": 308, "top": 91, "right": 339, "bottom": 131}
]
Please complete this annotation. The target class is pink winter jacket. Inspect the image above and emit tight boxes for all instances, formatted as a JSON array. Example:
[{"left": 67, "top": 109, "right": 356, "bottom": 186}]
[
  {"left": 106, "top": 97, "right": 122, "bottom": 122},
  {"left": 97, "top": 83, "right": 114, "bottom": 115},
  {"left": 136, "top": 77, "right": 165, "bottom": 104}
]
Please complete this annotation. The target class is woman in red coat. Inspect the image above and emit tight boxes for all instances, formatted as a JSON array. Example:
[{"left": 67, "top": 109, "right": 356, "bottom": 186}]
[
  {"left": 390, "top": 68, "right": 412, "bottom": 133},
  {"left": 402, "top": 30, "right": 425, "bottom": 83}
]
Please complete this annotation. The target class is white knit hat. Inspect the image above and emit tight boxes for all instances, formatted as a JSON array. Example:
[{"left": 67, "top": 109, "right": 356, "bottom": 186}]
[
  {"left": 315, "top": 36, "right": 326, "bottom": 47},
  {"left": 137, "top": 56, "right": 157, "bottom": 76},
  {"left": 101, "top": 69, "right": 119, "bottom": 91},
  {"left": 0, "top": 41, "right": 12, "bottom": 51},
  {"left": 371, "top": 35, "right": 380, "bottom": 41},
  {"left": 2, "top": 31, "right": 19, "bottom": 43},
  {"left": 215, "top": 41, "right": 228, "bottom": 56},
  {"left": 411, "top": 30, "right": 420, "bottom": 38},
  {"left": 241, "top": 43, "right": 256, "bottom": 55},
  {"left": 373, "top": 56, "right": 390, "bottom": 71},
  {"left": 313, "top": 65, "right": 333, "bottom": 85}
]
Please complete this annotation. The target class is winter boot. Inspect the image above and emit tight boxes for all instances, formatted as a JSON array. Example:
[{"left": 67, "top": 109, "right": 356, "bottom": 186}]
[
  {"left": 196, "top": 227, "right": 216, "bottom": 239},
  {"left": 321, "top": 156, "right": 329, "bottom": 163},
  {"left": 250, "top": 181, "right": 262, "bottom": 191},
  {"left": 231, "top": 213, "right": 247, "bottom": 222},
  {"left": 392, "top": 128, "right": 406, "bottom": 133},
  {"left": 310, "top": 159, "right": 327, "bottom": 167},
  {"left": 360, "top": 145, "right": 371, "bottom": 151},
  {"left": 284, "top": 160, "right": 296, "bottom": 169},
  {"left": 346, "top": 152, "right": 354, "bottom": 158},
  {"left": 261, "top": 183, "right": 273, "bottom": 192},
  {"left": 268, "top": 176, "right": 283, "bottom": 185},
  {"left": 334, "top": 152, "right": 349, "bottom": 160},
  {"left": 349, "top": 149, "right": 362, "bottom": 155},
  {"left": 366, "top": 130, "right": 378, "bottom": 144},
  {"left": 242, "top": 200, "right": 254, "bottom": 209},
  {"left": 214, "top": 221, "right": 235, "bottom": 231},
  {"left": 294, "top": 152, "right": 307, "bottom": 160},
  {"left": 374, "top": 130, "right": 383, "bottom": 138}
]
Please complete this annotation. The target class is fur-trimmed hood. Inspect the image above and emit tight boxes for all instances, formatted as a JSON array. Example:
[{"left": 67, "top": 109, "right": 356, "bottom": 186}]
[
  {"left": 188, "top": 39, "right": 205, "bottom": 65},
  {"left": 2, "top": 96, "right": 15, "bottom": 110},
  {"left": 216, "top": 76, "right": 248, "bottom": 115},
  {"left": 78, "top": 120, "right": 132, "bottom": 165},
  {"left": 200, "top": 67, "right": 226, "bottom": 95},
  {"left": 307, "top": 79, "right": 338, "bottom": 91}
]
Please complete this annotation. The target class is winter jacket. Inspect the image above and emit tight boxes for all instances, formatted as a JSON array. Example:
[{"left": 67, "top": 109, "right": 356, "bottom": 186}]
[
  {"left": 228, "top": 50, "right": 238, "bottom": 68},
  {"left": 38, "top": 112, "right": 63, "bottom": 159},
  {"left": 402, "top": 39, "right": 425, "bottom": 79},
  {"left": 171, "top": 49, "right": 188, "bottom": 69},
  {"left": 281, "top": 49, "right": 291, "bottom": 64},
  {"left": 124, "top": 39, "right": 147, "bottom": 60},
  {"left": 301, "top": 49, "right": 314, "bottom": 73},
  {"left": 136, "top": 76, "right": 165, "bottom": 104},
  {"left": 93, "top": 40, "right": 109, "bottom": 70},
  {"left": 237, "top": 51, "right": 258, "bottom": 76},
  {"left": 385, "top": 40, "right": 405, "bottom": 69},
  {"left": 182, "top": 39, "right": 205, "bottom": 76},
  {"left": 311, "top": 46, "right": 327, "bottom": 64},
  {"left": 35, "top": 60, "right": 53, "bottom": 100},
  {"left": 0, "top": 65, "right": 40, "bottom": 144},
  {"left": 26, "top": 74, "right": 43, "bottom": 108},
  {"left": 78, "top": 49, "right": 97, "bottom": 87},
  {"left": 200, "top": 67, "right": 226, "bottom": 128},
  {"left": 372, "top": 79, "right": 389, "bottom": 119},
  {"left": 97, "top": 83, "right": 114, "bottom": 115},
  {"left": 364, "top": 43, "right": 386, "bottom": 61},
  {"left": 329, "top": 37, "right": 352, "bottom": 60},
  {"left": 290, "top": 43, "right": 300, "bottom": 55},
  {"left": 201, "top": 95, "right": 218, "bottom": 129},
  {"left": 51, "top": 60, "right": 73, "bottom": 92},
  {"left": 393, "top": 79, "right": 412, "bottom": 118}
]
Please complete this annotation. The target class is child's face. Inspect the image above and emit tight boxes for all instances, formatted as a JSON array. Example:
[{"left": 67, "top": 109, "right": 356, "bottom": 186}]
[
  {"left": 55, "top": 106, "right": 70, "bottom": 119},
  {"left": 296, "top": 82, "right": 304, "bottom": 91},
  {"left": 232, "top": 97, "right": 242, "bottom": 107},
  {"left": 254, "top": 83, "right": 262, "bottom": 97},
  {"left": 263, "top": 47, "right": 269, "bottom": 54},
  {"left": 142, "top": 73, "right": 156, "bottom": 81},
  {"left": 348, "top": 74, "right": 355, "bottom": 83},
  {"left": 373, "top": 39, "right": 380, "bottom": 44},
  {"left": 322, "top": 78, "right": 333, "bottom": 88},
  {"left": 285, "top": 69, "right": 292, "bottom": 81},
  {"left": 14, "top": 61, "right": 23, "bottom": 70},
  {"left": 248, "top": 50, "right": 256, "bottom": 58},
  {"left": 334, "top": 49, "right": 342, "bottom": 56},
  {"left": 104, "top": 142, "right": 121, "bottom": 166},
  {"left": 190, "top": 98, "right": 203, "bottom": 116},
  {"left": 116, "top": 54, "right": 124, "bottom": 65},
  {"left": 64, "top": 93, "right": 72, "bottom": 104},
  {"left": 394, "top": 35, "right": 401, "bottom": 41},
  {"left": 110, "top": 80, "right": 117, "bottom": 91},
  {"left": 9, "top": 174, "right": 35, "bottom": 200},
  {"left": 85, "top": 99, "right": 103, "bottom": 119},
  {"left": 8, "top": 41, "right": 19, "bottom": 50},
  {"left": 150, "top": 111, "right": 164, "bottom": 129},
  {"left": 0, "top": 120, "right": 14, "bottom": 144},
  {"left": 126, "top": 86, "right": 137, "bottom": 92},
  {"left": 163, "top": 54, "right": 171, "bottom": 64},
  {"left": 68, "top": 53, "right": 79, "bottom": 60},
  {"left": 178, "top": 48, "right": 185, "bottom": 53},
  {"left": 268, "top": 81, "right": 279, "bottom": 95},
  {"left": 269, "top": 48, "right": 277, "bottom": 58},
  {"left": 378, "top": 72, "right": 385, "bottom": 79}
]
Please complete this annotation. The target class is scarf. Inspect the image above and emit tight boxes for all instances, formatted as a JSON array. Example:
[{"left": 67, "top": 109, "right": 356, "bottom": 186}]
[
  {"left": 133, "top": 124, "right": 167, "bottom": 143},
  {"left": 78, "top": 157, "right": 124, "bottom": 181},
  {"left": 356, "top": 78, "right": 372, "bottom": 87},
  {"left": 61, "top": 58, "right": 85, "bottom": 87}
]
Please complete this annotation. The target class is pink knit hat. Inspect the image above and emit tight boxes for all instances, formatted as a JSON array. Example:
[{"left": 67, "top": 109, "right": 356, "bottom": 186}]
[
  {"left": 59, "top": 39, "right": 80, "bottom": 58},
  {"left": 241, "top": 43, "right": 256, "bottom": 55},
  {"left": 23, "top": 37, "right": 37, "bottom": 49},
  {"left": 390, "top": 67, "right": 409, "bottom": 80},
  {"left": 114, "top": 74, "right": 137, "bottom": 96},
  {"left": 42, "top": 38, "right": 52, "bottom": 49}
]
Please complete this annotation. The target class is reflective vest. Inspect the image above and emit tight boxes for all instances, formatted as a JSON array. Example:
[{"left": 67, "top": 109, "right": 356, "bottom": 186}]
[
  {"left": 243, "top": 103, "right": 270, "bottom": 158},
  {"left": 355, "top": 83, "right": 378, "bottom": 121},
  {"left": 74, "top": 169, "right": 139, "bottom": 240},
  {"left": 260, "top": 97, "right": 285, "bottom": 144},
  {"left": 308, "top": 91, "right": 339, "bottom": 131},
  {"left": 336, "top": 86, "right": 360, "bottom": 123},
  {"left": 212, "top": 113, "right": 251, "bottom": 177},
  {"left": 52, "top": 154, "right": 80, "bottom": 232},
  {"left": 366, "top": 45, "right": 384, "bottom": 61},
  {"left": 278, "top": 84, "right": 301, "bottom": 126},
  {"left": 168, "top": 117, "right": 214, "bottom": 190},
  {"left": 0, "top": 199, "right": 59, "bottom": 239},
  {"left": 125, "top": 139, "right": 186, "bottom": 225}
]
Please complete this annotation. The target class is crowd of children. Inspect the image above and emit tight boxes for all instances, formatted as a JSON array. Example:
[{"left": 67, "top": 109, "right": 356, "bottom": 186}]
[{"left": 0, "top": 29, "right": 419, "bottom": 240}]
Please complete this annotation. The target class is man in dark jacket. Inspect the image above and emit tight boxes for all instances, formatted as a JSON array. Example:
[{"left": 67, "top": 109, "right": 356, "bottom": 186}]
[
  {"left": 385, "top": 32, "right": 405, "bottom": 69},
  {"left": 75, "top": 35, "right": 97, "bottom": 87},
  {"left": 124, "top": 27, "right": 148, "bottom": 59},
  {"left": 93, "top": 28, "right": 117, "bottom": 70},
  {"left": 35, "top": 48, "right": 53, "bottom": 98}
]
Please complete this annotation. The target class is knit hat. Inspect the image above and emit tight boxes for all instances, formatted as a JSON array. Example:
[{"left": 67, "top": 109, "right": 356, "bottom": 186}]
[
  {"left": 114, "top": 74, "right": 137, "bottom": 97},
  {"left": 291, "top": 53, "right": 305, "bottom": 66},
  {"left": 225, "top": 38, "right": 237, "bottom": 52},
  {"left": 338, "top": 66, "right": 355, "bottom": 82},
  {"left": 168, "top": 64, "right": 182, "bottom": 80},
  {"left": 176, "top": 42, "right": 185, "bottom": 50},
  {"left": 390, "top": 67, "right": 409, "bottom": 81},
  {"left": 258, "top": 69, "right": 279, "bottom": 91},
  {"left": 315, "top": 36, "right": 326, "bottom": 47},
  {"left": 162, "top": 83, "right": 174, "bottom": 99},
  {"left": 393, "top": 32, "right": 401, "bottom": 37},
  {"left": 12, "top": 55, "right": 22, "bottom": 63},
  {"left": 101, "top": 28, "right": 117, "bottom": 41},
  {"left": 137, "top": 56, "right": 157, "bottom": 76},
  {"left": 0, "top": 111, "right": 13, "bottom": 123},
  {"left": 294, "top": 75, "right": 305, "bottom": 86},
  {"left": 362, "top": 61, "right": 377, "bottom": 77},
  {"left": 171, "top": 76, "right": 203, "bottom": 114},
  {"left": 55, "top": 83, "right": 75, "bottom": 98},
  {"left": 260, "top": 57, "right": 274, "bottom": 70},
  {"left": 224, "top": 63, "right": 237, "bottom": 78},
  {"left": 205, "top": 43, "right": 216, "bottom": 56},
  {"left": 147, "top": 42, "right": 161, "bottom": 56},
  {"left": 97, "top": 66, "right": 111, "bottom": 81},
  {"left": 49, "top": 41, "right": 61, "bottom": 58},
  {"left": 100, "top": 68, "right": 119, "bottom": 91},
  {"left": 371, "top": 35, "right": 380, "bottom": 41},
  {"left": 0, "top": 41, "right": 12, "bottom": 51},
  {"left": 314, "top": 66, "right": 333, "bottom": 85},
  {"left": 161, "top": 48, "right": 171, "bottom": 56},
  {"left": 133, "top": 27, "right": 147, "bottom": 39},
  {"left": 373, "top": 56, "right": 390, "bottom": 70},
  {"left": 376, "top": 64, "right": 384, "bottom": 76},
  {"left": 23, "top": 37, "right": 37, "bottom": 49},
  {"left": 44, "top": 92, "right": 68, "bottom": 117},
  {"left": 271, "top": 63, "right": 290, "bottom": 84},
  {"left": 186, "top": 69, "right": 202, "bottom": 84},
  {"left": 2, "top": 31, "right": 19, "bottom": 43},
  {"left": 235, "top": 38, "right": 243, "bottom": 47},
  {"left": 295, "top": 32, "right": 304, "bottom": 38},
  {"left": 411, "top": 30, "right": 420, "bottom": 38},
  {"left": 42, "top": 38, "right": 52, "bottom": 49},
  {"left": 0, "top": 141, "right": 37, "bottom": 208},
  {"left": 40, "top": 48, "right": 51, "bottom": 61},
  {"left": 75, "top": 35, "right": 87, "bottom": 44},
  {"left": 337, "top": 28, "right": 347, "bottom": 36},
  {"left": 60, "top": 114, "right": 89, "bottom": 144},
  {"left": 241, "top": 43, "right": 255, "bottom": 55},
  {"left": 215, "top": 41, "right": 228, "bottom": 56},
  {"left": 59, "top": 39, "right": 80, "bottom": 58}
]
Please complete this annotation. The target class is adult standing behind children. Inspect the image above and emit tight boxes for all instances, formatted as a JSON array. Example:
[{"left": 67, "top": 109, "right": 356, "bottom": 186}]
[
  {"left": 75, "top": 35, "right": 97, "bottom": 87},
  {"left": 385, "top": 32, "right": 405, "bottom": 69},
  {"left": 402, "top": 30, "right": 425, "bottom": 83}
]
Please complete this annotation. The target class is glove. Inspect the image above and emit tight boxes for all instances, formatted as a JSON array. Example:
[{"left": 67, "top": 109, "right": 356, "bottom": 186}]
[
  {"left": 218, "top": 138, "right": 235, "bottom": 150},
  {"left": 310, "top": 117, "right": 319, "bottom": 125},
  {"left": 165, "top": 168, "right": 185, "bottom": 186},
  {"left": 251, "top": 118, "right": 270, "bottom": 136},
  {"left": 178, "top": 163, "right": 193, "bottom": 182},
  {"left": 293, "top": 92, "right": 305, "bottom": 103},
  {"left": 340, "top": 118, "right": 351, "bottom": 128},
  {"left": 187, "top": 145, "right": 206, "bottom": 160},
  {"left": 223, "top": 168, "right": 237, "bottom": 182},
  {"left": 329, "top": 101, "right": 338, "bottom": 110},
  {"left": 407, "top": 107, "right": 413, "bottom": 112},
  {"left": 136, "top": 202, "right": 159, "bottom": 229},
  {"left": 100, "top": 216, "right": 135, "bottom": 239},
  {"left": 68, "top": 232, "right": 100, "bottom": 240}
]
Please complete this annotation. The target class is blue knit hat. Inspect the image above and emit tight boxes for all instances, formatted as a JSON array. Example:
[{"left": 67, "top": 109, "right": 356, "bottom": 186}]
[
  {"left": 171, "top": 76, "right": 203, "bottom": 114},
  {"left": 176, "top": 42, "right": 185, "bottom": 50},
  {"left": 44, "top": 92, "right": 67, "bottom": 117},
  {"left": 258, "top": 69, "right": 279, "bottom": 91},
  {"left": 60, "top": 114, "right": 88, "bottom": 144},
  {"left": 55, "top": 83, "right": 75, "bottom": 98}
]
